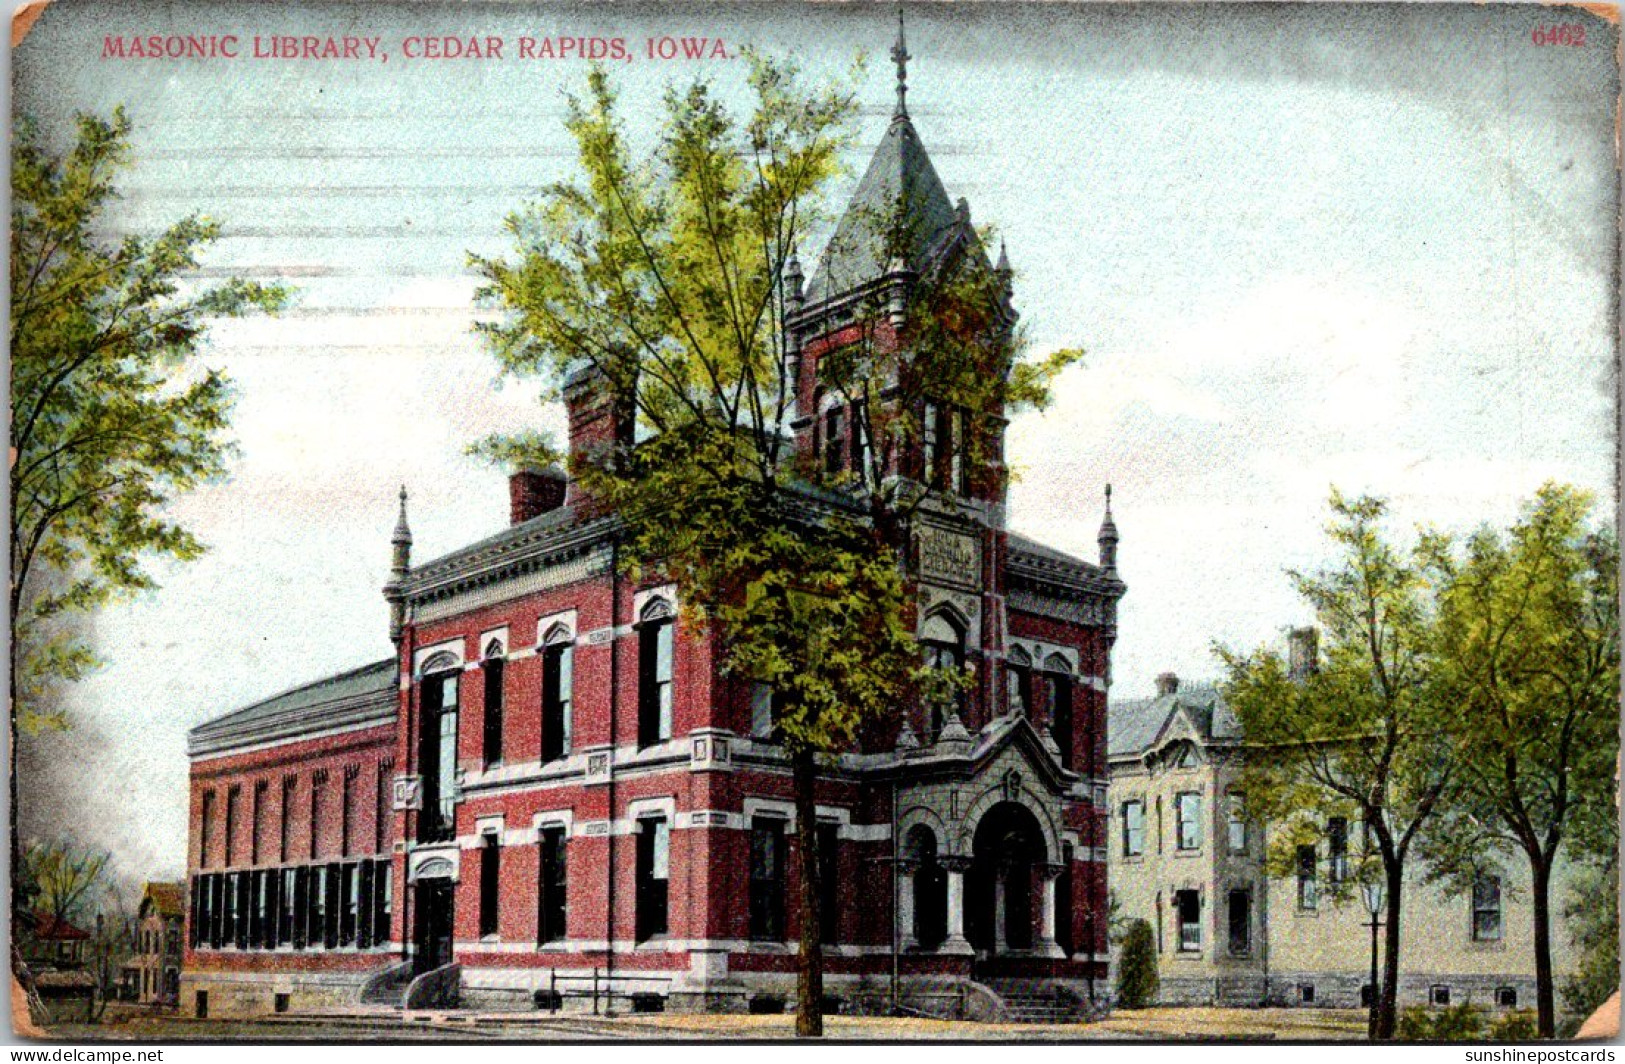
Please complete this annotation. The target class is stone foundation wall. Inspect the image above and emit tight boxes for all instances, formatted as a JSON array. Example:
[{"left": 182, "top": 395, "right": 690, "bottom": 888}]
[{"left": 179, "top": 970, "right": 371, "bottom": 1018}]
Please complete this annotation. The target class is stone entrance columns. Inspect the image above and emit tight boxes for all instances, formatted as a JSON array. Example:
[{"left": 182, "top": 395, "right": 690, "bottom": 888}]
[
  {"left": 941, "top": 856, "right": 974, "bottom": 955},
  {"left": 897, "top": 859, "right": 919, "bottom": 952},
  {"left": 1038, "top": 863, "right": 1066, "bottom": 958}
]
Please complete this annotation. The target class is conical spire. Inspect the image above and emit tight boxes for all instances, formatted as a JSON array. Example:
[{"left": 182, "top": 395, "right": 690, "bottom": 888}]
[
  {"left": 1098, "top": 483, "right": 1119, "bottom": 574},
  {"left": 890, "top": 6, "right": 910, "bottom": 120},
  {"left": 391, "top": 484, "right": 413, "bottom": 547},
  {"left": 996, "top": 238, "right": 1011, "bottom": 275},
  {"left": 386, "top": 485, "right": 413, "bottom": 645}
]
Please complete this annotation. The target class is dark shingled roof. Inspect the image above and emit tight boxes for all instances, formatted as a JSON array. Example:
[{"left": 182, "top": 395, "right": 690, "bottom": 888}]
[
  {"left": 188, "top": 657, "right": 396, "bottom": 757},
  {"left": 805, "top": 113, "right": 961, "bottom": 305},
  {"left": 1108, "top": 681, "right": 1238, "bottom": 758}
]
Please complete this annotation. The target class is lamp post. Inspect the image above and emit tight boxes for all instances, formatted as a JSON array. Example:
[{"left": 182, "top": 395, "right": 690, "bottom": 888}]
[{"left": 1361, "top": 878, "right": 1385, "bottom": 1041}]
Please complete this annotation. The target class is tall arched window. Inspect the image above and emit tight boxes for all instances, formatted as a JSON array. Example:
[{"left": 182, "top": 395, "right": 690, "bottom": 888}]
[
  {"left": 921, "top": 612, "right": 966, "bottom": 741},
  {"left": 482, "top": 639, "right": 505, "bottom": 768},
  {"left": 541, "top": 623, "right": 573, "bottom": 761},
  {"left": 418, "top": 654, "right": 460, "bottom": 842},
  {"left": 638, "top": 598, "right": 676, "bottom": 746},
  {"left": 1044, "top": 653, "right": 1073, "bottom": 770}
]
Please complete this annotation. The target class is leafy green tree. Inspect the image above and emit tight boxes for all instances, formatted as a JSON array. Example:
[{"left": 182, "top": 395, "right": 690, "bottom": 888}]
[
  {"left": 471, "top": 58, "right": 1078, "bottom": 1036},
  {"left": 1559, "top": 861, "right": 1618, "bottom": 1023},
  {"left": 1218, "top": 491, "right": 1454, "bottom": 1040},
  {"left": 1418, "top": 483, "right": 1619, "bottom": 1037},
  {"left": 10, "top": 107, "right": 286, "bottom": 727},
  {"left": 1115, "top": 919, "right": 1158, "bottom": 1008},
  {"left": 10, "top": 107, "right": 286, "bottom": 970}
]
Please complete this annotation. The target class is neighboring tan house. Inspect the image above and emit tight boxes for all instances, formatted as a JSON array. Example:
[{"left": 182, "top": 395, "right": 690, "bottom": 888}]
[
  {"left": 1107, "top": 631, "right": 1578, "bottom": 1011},
  {"left": 130, "top": 882, "right": 184, "bottom": 1005}
]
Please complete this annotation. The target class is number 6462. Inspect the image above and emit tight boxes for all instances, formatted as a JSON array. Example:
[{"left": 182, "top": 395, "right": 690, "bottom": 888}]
[{"left": 1532, "top": 24, "right": 1586, "bottom": 47}]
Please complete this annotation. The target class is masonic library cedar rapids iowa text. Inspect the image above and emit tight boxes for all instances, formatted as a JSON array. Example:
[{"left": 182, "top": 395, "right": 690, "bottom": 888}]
[{"left": 182, "top": 34, "right": 1122, "bottom": 1019}]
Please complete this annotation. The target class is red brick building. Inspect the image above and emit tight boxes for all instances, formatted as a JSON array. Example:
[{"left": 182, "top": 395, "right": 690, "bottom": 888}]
[{"left": 184, "top": 40, "right": 1124, "bottom": 1019}]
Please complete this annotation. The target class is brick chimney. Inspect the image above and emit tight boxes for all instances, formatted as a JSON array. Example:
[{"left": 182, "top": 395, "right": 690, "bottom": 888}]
[
  {"left": 1156, "top": 672, "right": 1179, "bottom": 697},
  {"left": 1288, "top": 626, "right": 1319, "bottom": 680},
  {"left": 562, "top": 359, "right": 634, "bottom": 506},
  {"left": 509, "top": 467, "right": 567, "bottom": 525}
]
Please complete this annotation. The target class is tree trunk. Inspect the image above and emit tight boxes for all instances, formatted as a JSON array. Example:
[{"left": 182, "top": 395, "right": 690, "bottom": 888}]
[
  {"left": 793, "top": 749, "right": 823, "bottom": 1038},
  {"left": 1378, "top": 859, "right": 1404, "bottom": 1040},
  {"left": 1531, "top": 853, "right": 1556, "bottom": 1038}
]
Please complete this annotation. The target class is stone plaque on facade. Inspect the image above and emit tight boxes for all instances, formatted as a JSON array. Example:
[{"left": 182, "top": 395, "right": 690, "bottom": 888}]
[{"left": 917, "top": 525, "right": 980, "bottom": 589}]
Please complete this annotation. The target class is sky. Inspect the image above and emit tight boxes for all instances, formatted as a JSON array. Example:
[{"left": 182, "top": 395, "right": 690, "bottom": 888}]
[{"left": 10, "top": 1, "right": 1619, "bottom": 884}]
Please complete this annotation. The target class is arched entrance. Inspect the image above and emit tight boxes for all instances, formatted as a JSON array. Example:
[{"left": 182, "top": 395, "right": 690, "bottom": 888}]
[{"left": 966, "top": 801, "right": 1047, "bottom": 954}]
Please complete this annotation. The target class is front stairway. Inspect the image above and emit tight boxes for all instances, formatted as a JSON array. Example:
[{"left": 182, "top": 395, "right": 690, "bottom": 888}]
[
  {"left": 981, "top": 978, "right": 1093, "bottom": 1024},
  {"left": 358, "top": 961, "right": 414, "bottom": 1008}
]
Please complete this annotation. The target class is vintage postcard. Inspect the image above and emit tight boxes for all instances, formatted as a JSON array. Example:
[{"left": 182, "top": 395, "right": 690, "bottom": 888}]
[{"left": 8, "top": 0, "right": 1620, "bottom": 1046}]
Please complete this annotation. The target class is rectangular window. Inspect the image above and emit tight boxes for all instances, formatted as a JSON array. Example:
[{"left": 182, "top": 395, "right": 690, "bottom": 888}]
[
  {"left": 823, "top": 405, "right": 846, "bottom": 475},
  {"left": 1227, "top": 889, "right": 1251, "bottom": 954},
  {"left": 1122, "top": 801, "right": 1144, "bottom": 857},
  {"left": 307, "top": 865, "right": 326, "bottom": 950},
  {"left": 341, "top": 863, "right": 360, "bottom": 946},
  {"left": 538, "top": 827, "right": 568, "bottom": 945},
  {"left": 322, "top": 862, "right": 340, "bottom": 949},
  {"left": 1496, "top": 987, "right": 1517, "bottom": 1008},
  {"left": 750, "top": 683, "right": 778, "bottom": 740},
  {"left": 1047, "top": 671, "right": 1073, "bottom": 769},
  {"left": 200, "top": 791, "right": 216, "bottom": 868},
  {"left": 817, "top": 820, "right": 840, "bottom": 945},
  {"left": 1296, "top": 844, "right": 1318, "bottom": 910},
  {"left": 1327, "top": 817, "right": 1348, "bottom": 884},
  {"left": 280, "top": 776, "right": 296, "bottom": 863},
  {"left": 1175, "top": 791, "right": 1202, "bottom": 851},
  {"left": 418, "top": 674, "right": 459, "bottom": 842},
  {"left": 949, "top": 408, "right": 966, "bottom": 495},
  {"left": 291, "top": 866, "right": 309, "bottom": 949},
  {"left": 222, "top": 873, "right": 238, "bottom": 948},
  {"left": 225, "top": 787, "right": 240, "bottom": 867},
  {"left": 638, "top": 620, "right": 675, "bottom": 746},
  {"left": 1175, "top": 889, "right": 1201, "bottom": 952},
  {"left": 374, "top": 862, "right": 392, "bottom": 948},
  {"left": 236, "top": 871, "right": 252, "bottom": 950},
  {"left": 479, "top": 834, "right": 501, "bottom": 938},
  {"left": 483, "top": 657, "right": 505, "bottom": 767},
  {"left": 1227, "top": 793, "right": 1248, "bottom": 854},
  {"left": 1154, "top": 891, "right": 1163, "bottom": 952},
  {"left": 541, "top": 643, "right": 573, "bottom": 761},
  {"left": 248, "top": 870, "right": 265, "bottom": 948},
  {"left": 749, "top": 817, "right": 786, "bottom": 942},
  {"left": 635, "top": 818, "right": 670, "bottom": 941},
  {"left": 279, "top": 867, "right": 298, "bottom": 947},
  {"left": 357, "top": 860, "right": 375, "bottom": 949},
  {"left": 1431, "top": 985, "right": 1451, "bottom": 1007},
  {"left": 1472, "top": 876, "right": 1503, "bottom": 941}
]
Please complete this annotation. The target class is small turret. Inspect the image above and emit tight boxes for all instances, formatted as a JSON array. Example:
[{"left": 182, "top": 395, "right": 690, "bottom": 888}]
[
  {"left": 1098, "top": 483, "right": 1119, "bottom": 575},
  {"left": 385, "top": 485, "right": 412, "bottom": 644}
]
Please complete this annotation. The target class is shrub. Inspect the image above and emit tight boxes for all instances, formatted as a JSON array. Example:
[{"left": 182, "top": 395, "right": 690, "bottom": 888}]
[
  {"left": 1116, "top": 919, "right": 1159, "bottom": 1009},
  {"left": 1398, "top": 1004, "right": 1487, "bottom": 1041},
  {"left": 1489, "top": 1009, "right": 1540, "bottom": 1042}
]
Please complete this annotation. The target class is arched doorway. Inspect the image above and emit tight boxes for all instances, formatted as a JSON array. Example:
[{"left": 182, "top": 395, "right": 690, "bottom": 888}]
[{"left": 967, "top": 801, "right": 1047, "bottom": 954}]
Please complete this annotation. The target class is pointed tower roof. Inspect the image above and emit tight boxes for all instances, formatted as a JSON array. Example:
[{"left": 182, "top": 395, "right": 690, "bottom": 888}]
[
  {"left": 391, "top": 484, "right": 413, "bottom": 546},
  {"left": 804, "top": 15, "right": 960, "bottom": 306}
]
